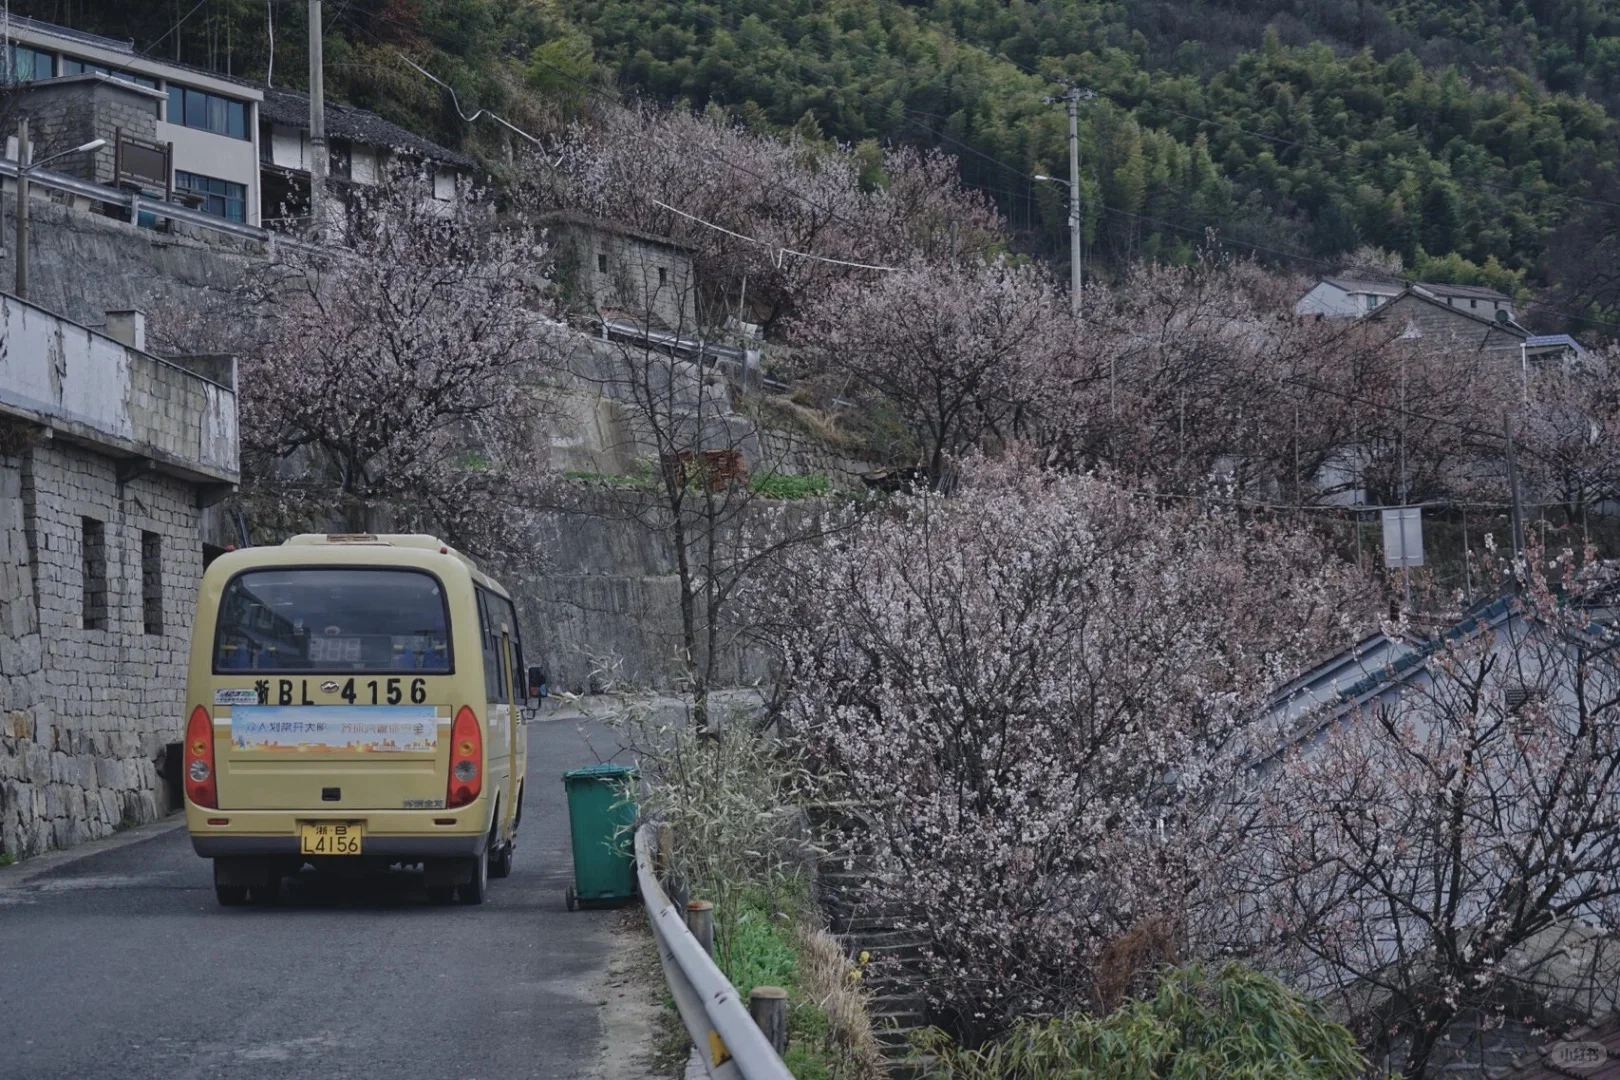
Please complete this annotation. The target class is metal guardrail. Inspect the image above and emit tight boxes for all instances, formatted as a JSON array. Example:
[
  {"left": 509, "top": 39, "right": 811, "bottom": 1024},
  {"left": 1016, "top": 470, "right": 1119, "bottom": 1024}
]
[
  {"left": 1, "top": 157, "right": 270, "bottom": 243},
  {"left": 635, "top": 824, "right": 795, "bottom": 1080}
]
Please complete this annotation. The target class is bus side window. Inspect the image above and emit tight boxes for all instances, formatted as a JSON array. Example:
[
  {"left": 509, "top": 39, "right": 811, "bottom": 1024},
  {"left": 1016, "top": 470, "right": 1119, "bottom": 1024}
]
[
  {"left": 475, "top": 588, "right": 508, "bottom": 704},
  {"left": 499, "top": 596, "right": 522, "bottom": 700}
]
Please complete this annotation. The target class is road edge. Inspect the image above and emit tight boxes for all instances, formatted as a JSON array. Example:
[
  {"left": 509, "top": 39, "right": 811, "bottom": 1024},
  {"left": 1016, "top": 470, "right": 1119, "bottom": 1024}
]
[{"left": 0, "top": 812, "right": 186, "bottom": 891}]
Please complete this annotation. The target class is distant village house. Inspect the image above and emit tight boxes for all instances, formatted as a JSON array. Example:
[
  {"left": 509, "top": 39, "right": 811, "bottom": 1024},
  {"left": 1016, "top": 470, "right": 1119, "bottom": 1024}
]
[{"left": 2, "top": 15, "right": 472, "bottom": 232}]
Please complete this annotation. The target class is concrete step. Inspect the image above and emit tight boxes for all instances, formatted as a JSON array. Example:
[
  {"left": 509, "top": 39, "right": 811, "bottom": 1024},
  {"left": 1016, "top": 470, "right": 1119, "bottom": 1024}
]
[
  {"left": 874, "top": 1025, "right": 924, "bottom": 1052},
  {"left": 885, "top": 1055, "right": 939, "bottom": 1080},
  {"left": 867, "top": 993, "right": 929, "bottom": 1016},
  {"left": 842, "top": 928, "right": 927, "bottom": 948}
]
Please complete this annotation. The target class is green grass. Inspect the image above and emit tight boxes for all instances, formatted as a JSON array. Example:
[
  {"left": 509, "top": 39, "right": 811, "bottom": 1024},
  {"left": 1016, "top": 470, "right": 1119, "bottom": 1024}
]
[
  {"left": 563, "top": 469, "right": 655, "bottom": 490},
  {"left": 750, "top": 473, "right": 831, "bottom": 500},
  {"left": 714, "top": 894, "right": 845, "bottom": 1080},
  {"left": 0, "top": 852, "right": 14, "bottom": 867}
]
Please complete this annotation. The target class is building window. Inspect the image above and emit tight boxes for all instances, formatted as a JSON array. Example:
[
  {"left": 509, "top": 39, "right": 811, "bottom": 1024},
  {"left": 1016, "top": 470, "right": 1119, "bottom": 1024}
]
[
  {"left": 61, "top": 56, "right": 160, "bottom": 114},
  {"left": 165, "top": 84, "right": 248, "bottom": 139},
  {"left": 597, "top": 253, "right": 608, "bottom": 273},
  {"left": 3, "top": 44, "right": 54, "bottom": 83},
  {"left": 658, "top": 266, "right": 668, "bottom": 285},
  {"left": 329, "top": 139, "right": 351, "bottom": 181},
  {"left": 1470, "top": 298, "right": 1478, "bottom": 309},
  {"left": 175, "top": 171, "right": 247, "bottom": 222},
  {"left": 82, "top": 517, "right": 108, "bottom": 630},
  {"left": 141, "top": 531, "right": 163, "bottom": 636}
]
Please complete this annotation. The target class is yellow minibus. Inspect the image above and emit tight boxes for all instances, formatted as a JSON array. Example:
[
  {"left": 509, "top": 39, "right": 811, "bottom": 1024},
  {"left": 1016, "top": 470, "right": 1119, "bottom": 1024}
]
[{"left": 182, "top": 534, "right": 542, "bottom": 906}]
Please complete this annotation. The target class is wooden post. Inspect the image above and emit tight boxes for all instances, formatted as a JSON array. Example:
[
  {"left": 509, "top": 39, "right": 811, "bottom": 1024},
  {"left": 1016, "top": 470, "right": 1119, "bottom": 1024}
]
[
  {"left": 656, "top": 823, "right": 674, "bottom": 882},
  {"left": 749, "top": 985, "right": 788, "bottom": 1054},
  {"left": 685, "top": 900, "right": 714, "bottom": 957}
]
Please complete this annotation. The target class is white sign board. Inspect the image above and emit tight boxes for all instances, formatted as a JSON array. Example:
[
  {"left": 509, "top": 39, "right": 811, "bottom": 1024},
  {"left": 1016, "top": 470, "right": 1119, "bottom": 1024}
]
[
  {"left": 229, "top": 706, "right": 438, "bottom": 753},
  {"left": 1382, "top": 507, "right": 1424, "bottom": 568}
]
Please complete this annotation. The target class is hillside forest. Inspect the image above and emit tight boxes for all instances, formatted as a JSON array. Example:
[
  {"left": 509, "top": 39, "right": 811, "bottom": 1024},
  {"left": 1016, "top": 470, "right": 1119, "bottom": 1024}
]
[{"left": 19, "top": 0, "right": 1620, "bottom": 335}]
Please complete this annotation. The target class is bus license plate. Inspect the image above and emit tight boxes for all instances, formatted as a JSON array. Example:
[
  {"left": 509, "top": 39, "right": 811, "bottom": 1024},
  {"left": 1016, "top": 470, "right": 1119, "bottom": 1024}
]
[{"left": 300, "top": 822, "right": 364, "bottom": 856}]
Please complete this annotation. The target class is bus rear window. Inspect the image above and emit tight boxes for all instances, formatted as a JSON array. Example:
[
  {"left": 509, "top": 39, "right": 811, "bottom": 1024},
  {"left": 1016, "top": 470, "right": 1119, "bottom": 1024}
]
[{"left": 213, "top": 569, "right": 452, "bottom": 673}]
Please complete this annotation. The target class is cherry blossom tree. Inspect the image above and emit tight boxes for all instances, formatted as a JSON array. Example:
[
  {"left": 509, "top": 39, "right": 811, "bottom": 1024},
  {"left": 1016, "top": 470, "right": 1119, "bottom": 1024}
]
[
  {"left": 789, "top": 260, "right": 1072, "bottom": 484},
  {"left": 760, "top": 459, "right": 1379, "bottom": 1041},
  {"left": 1513, "top": 355, "right": 1620, "bottom": 526},
  {"left": 1029, "top": 258, "right": 1503, "bottom": 508},
  {"left": 529, "top": 104, "right": 1001, "bottom": 331},
  {"left": 230, "top": 172, "right": 565, "bottom": 560},
  {"left": 1230, "top": 546, "right": 1620, "bottom": 1078}
]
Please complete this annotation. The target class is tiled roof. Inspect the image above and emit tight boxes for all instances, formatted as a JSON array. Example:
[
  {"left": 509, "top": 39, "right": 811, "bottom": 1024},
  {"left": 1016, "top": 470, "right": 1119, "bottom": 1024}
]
[
  {"left": 258, "top": 86, "right": 474, "bottom": 169},
  {"left": 1526, "top": 334, "right": 1587, "bottom": 354},
  {"left": 1322, "top": 277, "right": 1404, "bottom": 294},
  {"left": 1415, "top": 281, "right": 1512, "bottom": 301},
  {"left": 538, "top": 209, "right": 693, "bottom": 252}
]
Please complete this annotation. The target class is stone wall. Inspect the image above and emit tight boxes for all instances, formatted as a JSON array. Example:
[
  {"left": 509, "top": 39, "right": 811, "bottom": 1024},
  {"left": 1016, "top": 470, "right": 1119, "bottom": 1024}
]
[
  {"left": 0, "top": 441, "right": 203, "bottom": 859},
  {"left": 0, "top": 189, "right": 259, "bottom": 329},
  {"left": 14, "top": 76, "right": 164, "bottom": 187}
]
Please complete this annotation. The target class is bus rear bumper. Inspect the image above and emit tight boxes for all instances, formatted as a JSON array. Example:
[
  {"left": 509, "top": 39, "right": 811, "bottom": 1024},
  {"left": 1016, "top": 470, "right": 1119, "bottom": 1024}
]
[{"left": 191, "top": 834, "right": 487, "bottom": 858}]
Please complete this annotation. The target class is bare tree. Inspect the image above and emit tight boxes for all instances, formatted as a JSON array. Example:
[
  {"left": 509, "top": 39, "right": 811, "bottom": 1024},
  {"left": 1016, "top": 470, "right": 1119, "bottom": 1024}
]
[{"left": 552, "top": 241, "right": 847, "bottom": 715}]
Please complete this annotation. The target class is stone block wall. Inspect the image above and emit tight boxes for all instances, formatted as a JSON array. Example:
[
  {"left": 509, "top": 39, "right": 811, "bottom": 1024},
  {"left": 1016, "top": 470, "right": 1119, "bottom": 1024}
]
[
  {"left": 15, "top": 77, "right": 161, "bottom": 187},
  {"left": 0, "top": 196, "right": 257, "bottom": 330},
  {"left": 0, "top": 441, "right": 203, "bottom": 859}
]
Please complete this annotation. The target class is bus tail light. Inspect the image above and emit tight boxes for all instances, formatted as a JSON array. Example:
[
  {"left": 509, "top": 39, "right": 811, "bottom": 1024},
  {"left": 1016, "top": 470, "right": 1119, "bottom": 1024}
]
[
  {"left": 184, "top": 705, "right": 218, "bottom": 809},
  {"left": 447, "top": 706, "right": 482, "bottom": 808}
]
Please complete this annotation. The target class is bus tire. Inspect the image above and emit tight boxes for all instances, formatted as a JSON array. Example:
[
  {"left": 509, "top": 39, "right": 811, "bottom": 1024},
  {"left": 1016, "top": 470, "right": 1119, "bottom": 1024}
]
[
  {"left": 490, "top": 842, "right": 513, "bottom": 879},
  {"left": 458, "top": 848, "right": 489, "bottom": 905}
]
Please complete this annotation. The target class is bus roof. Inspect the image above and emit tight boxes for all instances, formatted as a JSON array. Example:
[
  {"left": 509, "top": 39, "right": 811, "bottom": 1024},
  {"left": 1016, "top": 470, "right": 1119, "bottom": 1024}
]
[{"left": 273, "top": 534, "right": 508, "bottom": 595}]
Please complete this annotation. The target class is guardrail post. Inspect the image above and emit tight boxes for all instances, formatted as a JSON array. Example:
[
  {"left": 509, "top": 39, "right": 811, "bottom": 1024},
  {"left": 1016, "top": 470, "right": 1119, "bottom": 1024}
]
[
  {"left": 656, "top": 823, "right": 674, "bottom": 880},
  {"left": 685, "top": 899, "right": 715, "bottom": 957},
  {"left": 749, "top": 986, "right": 788, "bottom": 1054}
]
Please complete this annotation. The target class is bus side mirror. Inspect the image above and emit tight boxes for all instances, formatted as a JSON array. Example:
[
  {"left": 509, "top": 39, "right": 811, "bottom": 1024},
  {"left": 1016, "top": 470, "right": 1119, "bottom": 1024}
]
[{"left": 526, "top": 665, "right": 548, "bottom": 704}]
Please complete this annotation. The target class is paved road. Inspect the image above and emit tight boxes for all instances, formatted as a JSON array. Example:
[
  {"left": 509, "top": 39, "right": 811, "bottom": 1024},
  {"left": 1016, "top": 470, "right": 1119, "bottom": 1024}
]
[{"left": 0, "top": 712, "right": 637, "bottom": 1080}]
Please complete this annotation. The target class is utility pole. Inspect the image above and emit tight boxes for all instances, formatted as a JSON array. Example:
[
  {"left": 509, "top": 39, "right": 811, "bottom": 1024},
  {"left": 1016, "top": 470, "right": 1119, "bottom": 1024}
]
[
  {"left": 1066, "top": 88, "right": 1082, "bottom": 319},
  {"left": 1038, "top": 88, "right": 1093, "bottom": 319},
  {"left": 15, "top": 119, "right": 28, "bottom": 301},
  {"left": 307, "top": 0, "right": 326, "bottom": 234},
  {"left": 1504, "top": 411, "right": 1526, "bottom": 563}
]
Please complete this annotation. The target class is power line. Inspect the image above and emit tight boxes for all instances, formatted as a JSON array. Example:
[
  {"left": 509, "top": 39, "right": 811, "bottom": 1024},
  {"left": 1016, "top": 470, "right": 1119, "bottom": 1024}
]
[
  {"left": 392, "top": 52, "right": 548, "bottom": 150},
  {"left": 651, "top": 199, "right": 898, "bottom": 271},
  {"left": 142, "top": 0, "right": 208, "bottom": 55}
]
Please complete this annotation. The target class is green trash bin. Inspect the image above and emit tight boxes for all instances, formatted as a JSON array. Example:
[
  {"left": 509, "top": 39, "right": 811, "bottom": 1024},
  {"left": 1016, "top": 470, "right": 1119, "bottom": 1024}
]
[{"left": 562, "top": 763, "right": 639, "bottom": 910}]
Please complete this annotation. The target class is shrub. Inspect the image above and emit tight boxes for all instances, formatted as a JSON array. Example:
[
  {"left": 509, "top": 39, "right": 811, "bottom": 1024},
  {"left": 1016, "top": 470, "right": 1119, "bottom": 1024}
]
[
  {"left": 920, "top": 963, "right": 1366, "bottom": 1080},
  {"left": 751, "top": 473, "right": 832, "bottom": 499}
]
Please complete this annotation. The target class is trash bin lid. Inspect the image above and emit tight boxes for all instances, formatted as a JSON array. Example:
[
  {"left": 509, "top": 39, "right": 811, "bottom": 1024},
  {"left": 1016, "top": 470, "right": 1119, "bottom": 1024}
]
[{"left": 563, "top": 762, "right": 637, "bottom": 783}]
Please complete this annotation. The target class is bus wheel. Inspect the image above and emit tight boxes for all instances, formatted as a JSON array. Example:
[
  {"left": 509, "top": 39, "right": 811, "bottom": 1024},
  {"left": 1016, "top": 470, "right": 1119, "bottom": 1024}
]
[
  {"left": 458, "top": 849, "right": 489, "bottom": 905},
  {"left": 490, "top": 842, "right": 514, "bottom": 879}
]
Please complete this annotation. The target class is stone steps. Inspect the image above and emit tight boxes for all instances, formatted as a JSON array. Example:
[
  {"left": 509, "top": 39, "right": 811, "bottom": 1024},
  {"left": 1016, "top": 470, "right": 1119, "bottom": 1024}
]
[{"left": 810, "top": 817, "right": 937, "bottom": 1071}]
